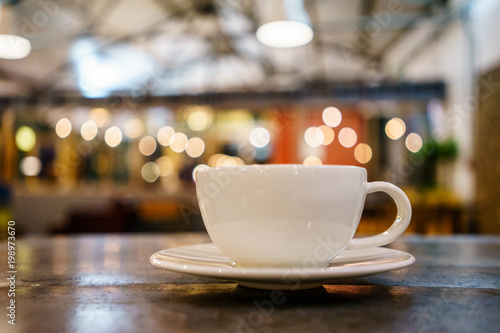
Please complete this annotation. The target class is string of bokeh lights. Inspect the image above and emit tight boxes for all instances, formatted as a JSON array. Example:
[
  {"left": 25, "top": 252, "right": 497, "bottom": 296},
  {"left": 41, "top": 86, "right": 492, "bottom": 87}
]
[
  {"left": 15, "top": 105, "right": 424, "bottom": 181},
  {"left": 16, "top": 106, "right": 213, "bottom": 182},
  {"left": 302, "top": 107, "right": 423, "bottom": 165}
]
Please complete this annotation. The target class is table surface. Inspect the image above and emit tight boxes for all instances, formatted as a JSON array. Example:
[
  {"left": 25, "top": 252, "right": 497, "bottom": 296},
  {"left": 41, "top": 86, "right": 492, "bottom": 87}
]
[{"left": 1, "top": 233, "right": 499, "bottom": 333}]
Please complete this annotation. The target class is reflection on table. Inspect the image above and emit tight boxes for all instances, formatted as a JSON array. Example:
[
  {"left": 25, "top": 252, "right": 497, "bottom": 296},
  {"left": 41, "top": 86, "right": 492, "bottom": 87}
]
[{"left": 0, "top": 233, "right": 498, "bottom": 332}]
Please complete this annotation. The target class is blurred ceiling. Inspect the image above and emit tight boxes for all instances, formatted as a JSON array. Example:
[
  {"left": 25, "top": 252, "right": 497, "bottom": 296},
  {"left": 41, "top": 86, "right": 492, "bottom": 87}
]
[{"left": 0, "top": 0, "right": 452, "bottom": 99}]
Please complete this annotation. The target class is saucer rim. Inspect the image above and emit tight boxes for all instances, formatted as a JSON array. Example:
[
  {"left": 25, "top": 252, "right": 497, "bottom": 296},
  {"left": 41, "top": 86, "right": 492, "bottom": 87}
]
[{"left": 150, "top": 243, "right": 415, "bottom": 283}]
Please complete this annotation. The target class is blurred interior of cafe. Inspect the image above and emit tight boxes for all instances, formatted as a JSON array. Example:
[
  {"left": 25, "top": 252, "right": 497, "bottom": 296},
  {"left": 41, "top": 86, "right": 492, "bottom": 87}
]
[{"left": 0, "top": 0, "right": 499, "bottom": 237}]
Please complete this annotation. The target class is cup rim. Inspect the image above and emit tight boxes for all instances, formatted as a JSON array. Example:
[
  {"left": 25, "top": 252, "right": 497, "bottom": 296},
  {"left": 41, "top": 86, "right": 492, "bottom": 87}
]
[{"left": 205, "top": 164, "right": 365, "bottom": 171}]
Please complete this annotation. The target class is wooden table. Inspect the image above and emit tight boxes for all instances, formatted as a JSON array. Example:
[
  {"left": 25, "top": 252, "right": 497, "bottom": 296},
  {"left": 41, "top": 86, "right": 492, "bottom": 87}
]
[{"left": 1, "top": 233, "right": 499, "bottom": 332}]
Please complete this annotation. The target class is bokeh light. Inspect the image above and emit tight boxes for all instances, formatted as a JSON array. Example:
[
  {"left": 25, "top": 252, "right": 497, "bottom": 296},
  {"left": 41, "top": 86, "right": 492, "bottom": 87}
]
[
  {"left": 385, "top": 118, "right": 406, "bottom": 140},
  {"left": 354, "top": 143, "right": 373, "bottom": 164},
  {"left": 406, "top": 133, "right": 423, "bottom": 153},
  {"left": 124, "top": 118, "right": 144, "bottom": 139},
  {"left": 304, "top": 127, "right": 324, "bottom": 148},
  {"left": 214, "top": 155, "right": 230, "bottom": 167},
  {"left": 138, "top": 136, "right": 157, "bottom": 156},
  {"left": 80, "top": 120, "right": 98, "bottom": 141},
  {"left": 104, "top": 126, "right": 123, "bottom": 148},
  {"left": 221, "top": 156, "right": 244, "bottom": 166},
  {"left": 338, "top": 127, "right": 357, "bottom": 148},
  {"left": 318, "top": 125, "right": 334, "bottom": 145},
  {"left": 89, "top": 108, "right": 110, "bottom": 128},
  {"left": 169, "top": 132, "right": 188, "bottom": 153},
  {"left": 186, "top": 106, "right": 213, "bottom": 131},
  {"left": 55, "top": 118, "right": 72, "bottom": 138},
  {"left": 186, "top": 137, "right": 205, "bottom": 158},
  {"left": 155, "top": 156, "right": 174, "bottom": 177},
  {"left": 157, "top": 126, "right": 175, "bottom": 146},
  {"left": 192, "top": 164, "right": 209, "bottom": 181},
  {"left": 322, "top": 107, "right": 342, "bottom": 128},
  {"left": 20, "top": 156, "right": 42, "bottom": 176},
  {"left": 208, "top": 154, "right": 244, "bottom": 167},
  {"left": 15, "top": 126, "right": 36, "bottom": 152},
  {"left": 249, "top": 127, "right": 270, "bottom": 148},
  {"left": 303, "top": 156, "right": 323, "bottom": 165},
  {"left": 141, "top": 162, "right": 160, "bottom": 183},
  {"left": 208, "top": 154, "right": 226, "bottom": 167}
]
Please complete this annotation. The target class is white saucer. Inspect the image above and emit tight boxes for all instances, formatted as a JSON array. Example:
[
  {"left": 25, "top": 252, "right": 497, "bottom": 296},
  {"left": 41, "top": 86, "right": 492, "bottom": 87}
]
[{"left": 150, "top": 243, "right": 415, "bottom": 290}]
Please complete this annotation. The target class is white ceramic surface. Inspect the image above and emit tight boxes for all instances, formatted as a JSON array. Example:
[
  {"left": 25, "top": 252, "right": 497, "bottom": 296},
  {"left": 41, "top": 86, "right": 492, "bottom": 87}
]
[
  {"left": 195, "top": 165, "right": 412, "bottom": 268},
  {"left": 150, "top": 243, "right": 415, "bottom": 290}
]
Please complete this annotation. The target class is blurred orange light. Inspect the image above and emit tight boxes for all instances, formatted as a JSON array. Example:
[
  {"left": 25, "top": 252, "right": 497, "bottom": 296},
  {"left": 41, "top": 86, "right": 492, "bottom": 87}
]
[
  {"left": 405, "top": 133, "right": 423, "bottom": 152},
  {"left": 322, "top": 107, "right": 342, "bottom": 128},
  {"left": 104, "top": 126, "right": 123, "bottom": 147},
  {"left": 304, "top": 127, "right": 324, "bottom": 148},
  {"left": 186, "top": 106, "right": 213, "bottom": 131},
  {"left": 385, "top": 118, "right": 406, "bottom": 140},
  {"left": 338, "top": 127, "right": 357, "bottom": 148},
  {"left": 249, "top": 127, "right": 270, "bottom": 148},
  {"left": 124, "top": 118, "right": 144, "bottom": 139},
  {"left": 141, "top": 162, "right": 160, "bottom": 183},
  {"left": 354, "top": 143, "right": 372, "bottom": 164},
  {"left": 157, "top": 126, "right": 175, "bottom": 146},
  {"left": 155, "top": 156, "right": 174, "bottom": 177},
  {"left": 208, "top": 154, "right": 225, "bottom": 167},
  {"left": 318, "top": 125, "right": 334, "bottom": 145},
  {"left": 138, "top": 136, "right": 157, "bottom": 156},
  {"left": 55, "top": 118, "right": 72, "bottom": 138},
  {"left": 186, "top": 137, "right": 205, "bottom": 158},
  {"left": 81, "top": 121, "right": 98, "bottom": 141},
  {"left": 303, "top": 156, "right": 322, "bottom": 165},
  {"left": 90, "top": 108, "right": 110, "bottom": 128},
  {"left": 20, "top": 156, "right": 42, "bottom": 176},
  {"left": 170, "top": 132, "right": 188, "bottom": 153}
]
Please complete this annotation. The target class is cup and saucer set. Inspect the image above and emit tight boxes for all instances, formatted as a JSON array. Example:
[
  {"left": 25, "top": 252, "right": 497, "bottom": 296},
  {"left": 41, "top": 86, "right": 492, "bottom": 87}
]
[{"left": 150, "top": 165, "right": 415, "bottom": 290}]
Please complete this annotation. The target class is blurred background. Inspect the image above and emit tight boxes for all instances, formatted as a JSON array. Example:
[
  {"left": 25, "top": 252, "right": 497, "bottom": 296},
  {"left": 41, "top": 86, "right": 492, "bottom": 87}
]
[{"left": 0, "top": 0, "right": 499, "bottom": 236}]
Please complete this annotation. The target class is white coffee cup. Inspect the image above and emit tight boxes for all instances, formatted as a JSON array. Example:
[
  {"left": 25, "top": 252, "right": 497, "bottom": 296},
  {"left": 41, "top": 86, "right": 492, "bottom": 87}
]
[{"left": 195, "top": 165, "right": 411, "bottom": 268}]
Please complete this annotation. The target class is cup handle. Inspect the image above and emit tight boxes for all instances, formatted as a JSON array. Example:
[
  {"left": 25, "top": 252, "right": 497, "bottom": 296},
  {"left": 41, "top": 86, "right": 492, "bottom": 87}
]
[{"left": 346, "top": 181, "right": 412, "bottom": 250}]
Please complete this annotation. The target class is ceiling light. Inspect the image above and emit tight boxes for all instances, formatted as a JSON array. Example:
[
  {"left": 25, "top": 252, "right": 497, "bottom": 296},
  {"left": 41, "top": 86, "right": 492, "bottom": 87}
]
[
  {"left": 0, "top": 5, "right": 31, "bottom": 59},
  {"left": 257, "top": 21, "right": 313, "bottom": 48},
  {"left": 256, "top": 0, "right": 313, "bottom": 48},
  {"left": 0, "top": 34, "right": 31, "bottom": 59}
]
